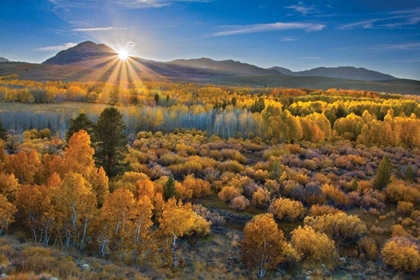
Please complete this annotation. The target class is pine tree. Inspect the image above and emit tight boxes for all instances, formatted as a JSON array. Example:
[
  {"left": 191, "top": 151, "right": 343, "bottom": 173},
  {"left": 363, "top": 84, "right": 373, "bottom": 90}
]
[
  {"left": 405, "top": 164, "right": 415, "bottom": 182},
  {"left": 66, "top": 113, "right": 94, "bottom": 142},
  {"left": 0, "top": 121, "right": 7, "bottom": 141},
  {"left": 93, "top": 107, "right": 127, "bottom": 177},
  {"left": 164, "top": 176, "right": 175, "bottom": 201},
  {"left": 373, "top": 155, "right": 393, "bottom": 190}
]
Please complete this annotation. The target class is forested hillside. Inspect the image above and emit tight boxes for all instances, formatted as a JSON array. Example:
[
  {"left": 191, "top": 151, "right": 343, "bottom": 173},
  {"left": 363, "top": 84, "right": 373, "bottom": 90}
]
[{"left": 0, "top": 75, "right": 420, "bottom": 278}]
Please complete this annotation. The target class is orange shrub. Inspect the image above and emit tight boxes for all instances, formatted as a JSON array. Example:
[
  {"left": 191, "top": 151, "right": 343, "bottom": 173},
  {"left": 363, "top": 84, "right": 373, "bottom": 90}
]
[
  {"left": 385, "top": 179, "right": 420, "bottom": 203},
  {"left": 397, "top": 201, "right": 414, "bottom": 216},
  {"left": 251, "top": 188, "right": 270, "bottom": 208},
  {"left": 304, "top": 213, "right": 368, "bottom": 246},
  {"left": 182, "top": 175, "right": 212, "bottom": 198},
  {"left": 269, "top": 197, "right": 305, "bottom": 222},
  {"left": 357, "top": 237, "right": 379, "bottom": 260},
  {"left": 309, "top": 205, "right": 342, "bottom": 217},
  {"left": 381, "top": 237, "right": 420, "bottom": 272},
  {"left": 291, "top": 226, "right": 337, "bottom": 264},
  {"left": 218, "top": 160, "right": 245, "bottom": 173},
  {"left": 218, "top": 186, "right": 241, "bottom": 203},
  {"left": 321, "top": 184, "right": 350, "bottom": 207}
]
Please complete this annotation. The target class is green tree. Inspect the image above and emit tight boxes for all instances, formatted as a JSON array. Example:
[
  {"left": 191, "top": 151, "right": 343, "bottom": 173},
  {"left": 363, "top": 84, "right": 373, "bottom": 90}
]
[
  {"left": 154, "top": 92, "right": 160, "bottom": 106},
  {"left": 0, "top": 121, "right": 7, "bottom": 141},
  {"left": 93, "top": 107, "right": 127, "bottom": 177},
  {"left": 373, "top": 155, "right": 393, "bottom": 190},
  {"left": 164, "top": 176, "right": 175, "bottom": 201},
  {"left": 404, "top": 164, "right": 415, "bottom": 182},
  {"left": 66, "top": 113, "right": 94, "bottom": 142}
]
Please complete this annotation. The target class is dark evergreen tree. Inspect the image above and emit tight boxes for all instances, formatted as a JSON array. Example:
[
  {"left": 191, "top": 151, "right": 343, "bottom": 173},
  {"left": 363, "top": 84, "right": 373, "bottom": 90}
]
[
  {"left": 373, "top": 155, "right": 392, "bottom": 190},
  {"left": 154, "top": 93, "right": 160, "bottom": 106},
  {"left": 0, "top": 121, "right": 7, "bottom": 141},
  {"left": 66, "top": 113, "right": 94, "bottom": 142},
  {"left": 405, "top": 164, "right": 415, "bottom": 182},
  {"left": 164, "top": 176, "right": 175, "bottom": 201},
  {"left": 93, "top": 107, "right": 127, "bottom": 177}
]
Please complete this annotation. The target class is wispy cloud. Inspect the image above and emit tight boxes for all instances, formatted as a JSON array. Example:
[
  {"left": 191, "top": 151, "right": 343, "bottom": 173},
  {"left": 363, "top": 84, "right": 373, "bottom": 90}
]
[
  {"left": 285, "top": 2, "right": 317, "bottom": 16},
  {"left": 116, "top": 0, "right": 212, "bottom": 9},
  {"left": 72, "top": 27, "right": 130, "bottom": 32},
  {"left": 35, "top": 42, "right": 77, "bottom": 52},
  {"left": 280, "top": 36, "right": 299, "bottom": 42},
  {"left": 371, "top": 43, "right": 420, "bottom": 50},
  {"left": 213, "top": 22, "right": 325, "bottom": 37},
  {"left": 338, "top": 7, "right": 420, "bottom": 30},
  {"left": 300, "top": 56, "right": 323, "bottom": 60},
  {"left": 338, "top": 19, "right": 379, "bottom": 30}
]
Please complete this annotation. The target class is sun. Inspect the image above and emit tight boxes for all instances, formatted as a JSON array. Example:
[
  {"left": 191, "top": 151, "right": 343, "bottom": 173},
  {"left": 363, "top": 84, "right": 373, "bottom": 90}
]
[{"left": 118, "top": 49, "right": 129, "bottom": 60}]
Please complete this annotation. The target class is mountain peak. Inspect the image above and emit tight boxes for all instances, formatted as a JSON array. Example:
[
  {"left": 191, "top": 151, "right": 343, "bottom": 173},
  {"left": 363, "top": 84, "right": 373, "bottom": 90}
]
[
  {"left": 42, "top": 41, "right": 117, "bottom": 65},
  {"left": 0, "top": 57, "right": 9, "bottom": 63}
]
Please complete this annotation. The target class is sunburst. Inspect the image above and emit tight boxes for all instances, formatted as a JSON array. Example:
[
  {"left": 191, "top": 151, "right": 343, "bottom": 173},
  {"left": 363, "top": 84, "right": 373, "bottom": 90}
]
[{"left": 118, "top": 49, "right": 129, "bottom": 60}]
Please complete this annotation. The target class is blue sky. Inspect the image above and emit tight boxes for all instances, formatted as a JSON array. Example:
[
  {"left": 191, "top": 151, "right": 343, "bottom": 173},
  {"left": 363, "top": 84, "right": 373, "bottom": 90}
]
[{"left": 1, "top": 0, "right": 419, "bottom": 80}]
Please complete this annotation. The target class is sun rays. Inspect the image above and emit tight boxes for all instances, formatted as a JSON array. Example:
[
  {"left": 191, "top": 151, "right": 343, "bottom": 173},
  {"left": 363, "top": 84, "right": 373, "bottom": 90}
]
[{"left": 60, "top": 44, "right": 170, "bottom": 104}]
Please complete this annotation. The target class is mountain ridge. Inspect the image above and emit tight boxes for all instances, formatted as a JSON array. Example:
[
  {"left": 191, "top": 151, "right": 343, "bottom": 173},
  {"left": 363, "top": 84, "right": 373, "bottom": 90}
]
[
  {"left": 270, "top": 66, "right": 396, "bottom": 81},
  {"left": 0, "top": 57, "right": 9, "bottom": 63},
  {"left": 1, "top": 41, "right": 417, "bottom": 95}
]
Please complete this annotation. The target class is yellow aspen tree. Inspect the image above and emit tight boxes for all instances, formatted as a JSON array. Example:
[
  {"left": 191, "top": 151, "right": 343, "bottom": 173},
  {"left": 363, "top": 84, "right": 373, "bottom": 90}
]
[
  {"left": 159, "top": 198, "right": 210, "bottom": 267},
  {"left": 132, "top": 195, "right": 154, "bottom": 261},
  {"left": 239, "top": 213, "right": 294, "bottom": 278},
  {"left": 0, "top": 173, "right": 19, "bottom": 201},
  {"left": 49, "top": 172, "right": 97, "bottom": 250},
  {"left": 0, "top": 194, "right": 17, "bottom": 235},
  {"left": 96, "top": 188, "right": 137, "bottom": 258}
]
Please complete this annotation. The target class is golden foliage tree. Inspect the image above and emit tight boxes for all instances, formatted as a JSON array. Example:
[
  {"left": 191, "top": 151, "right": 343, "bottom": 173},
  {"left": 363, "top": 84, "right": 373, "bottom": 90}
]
[
  {"left": 239, "top": 213, "right": 297, "bottom": 278},
  {"left": 0, "top": 194, "right": 17, "bottom": 234},
  {"left": 158, "top": 198, "right": 210, "bottom": 267}
]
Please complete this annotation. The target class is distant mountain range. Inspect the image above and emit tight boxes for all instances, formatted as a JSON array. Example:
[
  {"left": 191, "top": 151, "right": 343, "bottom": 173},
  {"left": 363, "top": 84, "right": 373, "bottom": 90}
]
[
  {"left": 0, "top": 57, "right": 9, "bottom": 63},
  {"left": 0, "top": 41, "right": 418, "bottom": 95},
  {"left": 269, "top": 66, "right": 396, "bottom": 81},
  {"left": 43, "top": 41, "right": 116, "bottom": 65}
]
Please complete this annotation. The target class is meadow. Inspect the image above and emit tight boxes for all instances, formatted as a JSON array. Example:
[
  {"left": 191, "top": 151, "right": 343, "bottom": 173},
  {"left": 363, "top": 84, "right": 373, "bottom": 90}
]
[{"left": 0, "top": 75, "right": 419, "bottom": 279}]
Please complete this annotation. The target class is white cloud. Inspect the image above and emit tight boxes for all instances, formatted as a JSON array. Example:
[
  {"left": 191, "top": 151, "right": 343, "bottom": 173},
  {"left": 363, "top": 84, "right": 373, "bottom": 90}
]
[
  {"left": 338, "top": 19, "right": 379, "bottom": 30},
  {"left": 213, "top": 22, "right": 325, "bottom": 37},
  {"left": 35, "top": 42, "right": 77, "bottom": 51},
  {"left": 72, "top": 27, "right": 130, "bottom": 32},
  {"left": 285, "top": 2, "right": 317, "bottom": 16},
  {"left": 280, "top": 36, "right": 298, "bottom": 42},
  {"left": 372, "top": 43, "right": 420, "bottom": 50},
  {"left": 338, "top": 7, "right": 420, "bottom": 30}
]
